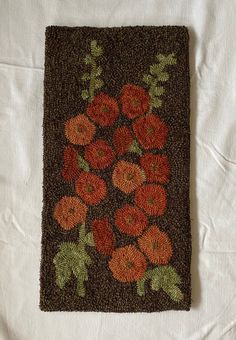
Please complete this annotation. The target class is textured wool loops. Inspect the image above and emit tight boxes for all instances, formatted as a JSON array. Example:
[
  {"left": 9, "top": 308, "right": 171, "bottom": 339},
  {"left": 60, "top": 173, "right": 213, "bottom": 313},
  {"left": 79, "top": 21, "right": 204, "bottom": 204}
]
[{"left": 40, "top": 25, "right": 191, "bottom": 312}]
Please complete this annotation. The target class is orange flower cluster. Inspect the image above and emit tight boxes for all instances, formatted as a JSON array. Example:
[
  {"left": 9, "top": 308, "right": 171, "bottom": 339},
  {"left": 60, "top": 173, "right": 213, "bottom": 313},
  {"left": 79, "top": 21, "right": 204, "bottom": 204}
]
[{"left": 55, "top": 83, "right": 174, "bottom": 288}]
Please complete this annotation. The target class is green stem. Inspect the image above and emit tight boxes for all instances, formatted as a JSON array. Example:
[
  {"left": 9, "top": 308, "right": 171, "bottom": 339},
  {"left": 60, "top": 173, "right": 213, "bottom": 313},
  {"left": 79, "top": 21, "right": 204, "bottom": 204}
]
[
  {"left": 89, "top": 58, "right": 96, "bottom": 101},
  {"left": 79, "top": 223, "right": 86, "bottom": 244},
  {"left": 77, "top": 279, "right": 85, "bottom": 297}
]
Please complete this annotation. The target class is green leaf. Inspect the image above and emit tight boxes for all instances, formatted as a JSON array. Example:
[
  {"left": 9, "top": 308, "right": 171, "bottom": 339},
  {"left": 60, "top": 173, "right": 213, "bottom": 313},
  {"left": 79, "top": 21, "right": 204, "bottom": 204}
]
[
  {"left": 81, "top": 89, "right": 89, "bottom": 100},
  {"left": 151, "top": 276, "right": 161, "bottom": 291},
  {"left": 84, "top": 54, "right": 93, "bottom": 64},
  {"left": 137, "top": 278, "right": 146, "bottom": 296},
  {"left": 152, "top": 86, "right": 165, "bottom": 96},
  {"left": 151, "top": 97, "right": 162, "bottom": 108},
  {"left": 158, "top": 72, "right": 169, "bottom": 82},
  {"left": 53, "top": 255, "right": 71, "bottom": 289},
  {"left": 94, "top": 66, "right": 102, "bottom": 77},
  {"left": 164, "top": 53, "right": 177, "bottom": 65},
  {"left": 150, "top": 63, "right": 163, "bottom": 76},
  {"left": 143, "top": 74, "right": 154, "bottom": 85},
  {"left": 163, "top": 285, "right": 184, "bottom": 302},
  {"left": 84, "top": 232, "right": 95, "bottom": 247},
  {"left": 53, "top": 242, "right": 92, "bottom": 297},
  {"left": 129, "top": 139, "right": 142, "bottom": 155},
  {"left": 77, "top": 155, "right": 90, "bottom": 172},
  {"left": 94, "top": 78, "right": 104, "bottom": 89},
  {"left": 81, "top": 73, "right": 90, "bottom": 81},
  {"left": 91, "top": 40, "right": 103, "bottom": 57}
]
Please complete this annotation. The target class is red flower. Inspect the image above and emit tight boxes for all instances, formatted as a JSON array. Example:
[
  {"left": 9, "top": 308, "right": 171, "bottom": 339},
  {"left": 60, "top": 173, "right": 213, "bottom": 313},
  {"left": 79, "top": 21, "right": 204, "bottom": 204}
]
[
  {"left": 132, "top": 114, "right": 168, "bottom": 150},
  {"left": 115, "top": 204, "right": 147, "bottom": 236},
  {"left": 140, "top": 153, "right": 170, "bottom": 184},
  {"left": 86, "top": 93, "right": 119, "bottom": 126},
  {"left": 134, "top": 184, "right": 167, "bottom": 216},
  {"left": 113, "top": 126, "right": 133, "bottom": 156},
  {"left": 75, "top": 172, "right": 107, "bottom": 205},
  {"left": 84, "top": 139, "right": 115, "bottom": 169},
  {"left": 120, "top": 84, "right": 150, "bottom": 119},
  {"left": 109, "top": 245, "right": 147, "bottom": 282},
  {"left": 112, "top": 160, "right": 145, "bottom": 194},
  {"left": 61, "top": 146, "right": 81, "bottom": 182},
  {"left": 65, "top": 114, "right": 95, "bottom": 145},
  {"left": 53, "top": 196, "right": 87, "bottom": 230},
  {"left": 138, "top": 226, "right": 173, "bottom": 265},
  {"left": 92, "top": 218, "right": 115, "bottom": 255}
]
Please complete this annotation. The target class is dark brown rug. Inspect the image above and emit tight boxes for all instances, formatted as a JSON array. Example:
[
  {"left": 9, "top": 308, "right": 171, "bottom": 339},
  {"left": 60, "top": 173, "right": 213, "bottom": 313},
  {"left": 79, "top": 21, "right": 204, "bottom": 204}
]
[{"left": 40, "top": 25, "right": 191, "bottom": 312}]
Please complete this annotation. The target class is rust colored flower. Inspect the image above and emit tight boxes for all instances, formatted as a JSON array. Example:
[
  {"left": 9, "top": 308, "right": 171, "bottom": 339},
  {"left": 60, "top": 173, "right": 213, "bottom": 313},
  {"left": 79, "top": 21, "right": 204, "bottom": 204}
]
[
  {"left": 109, "top": 245, "right": 147, "bottom": 282},
  {"left": 65, "top": 114, "right": 96, "bottom": 145},
  {"left": 113, "top": 126, "right": 133, "bottom": 156},
  {"left": 138, "top": 226, "right": 173, "bottom": 265},
  {"left": 115, "top": 204, "right": 148, "bottom": 236},
  {"left": 53, "top": 196, "right": 87, "bottom": 230},
  {"left": 61, "top": 145, "right": 81, "bottom": 182},
  {"left": 112, "top": 160, "right": 145, "bottom": 194},
  {"left": 134, "top": 184, "right": 167, "bottom": 216},
  {"left": 120, "top": 84, "right": 150, "bottom": 119},
  {"left": 92, "top": 218, "right": 115, "bottom": 255},
  {"left": 140, "top": 153, "right": 170, "bottom": 184},
  {"left": 132, "top": 114, "right": 168, "bottom": 150},
  {"left": 75, "top": 172, "right": 107, "bottom": 205},
  {"left": 84, "top": 139, "right": 115, "bottom": 169},
  {"left": 86, "top": 93, "right": 119, "bottom": 127}
]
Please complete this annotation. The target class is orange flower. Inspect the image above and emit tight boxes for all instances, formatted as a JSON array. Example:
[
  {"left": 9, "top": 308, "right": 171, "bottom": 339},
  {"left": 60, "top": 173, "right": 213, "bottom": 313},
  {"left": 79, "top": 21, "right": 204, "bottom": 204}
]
[
  {"left": 53, "top": 196, "right": 87, "bottom": 230},
  {"left": 61, "top": 145, "right": 81, "bottom": 182},
  {"left": 115, "top": 204, "right": 147, "bottom": 236},
  {"left": 120, "top": 84, "right": 150, "bottom": 119},
  {"left": 140, "top": 153, "right": 170, "bottom": 184},
  {"left": 113, "top": 126, "right": 133, "bottom": 156},
  {"left": 65, "top": 114, "right": 95, "bottom": 145},
  {"left": 86, "top": 93, "right": 119, "bottom": 126},
  {"left": 109, "top": 245, "right": 147, "bottom": 282},
  {"left": 84, "top": 139, "right": 115, "bottom": 169},
  {"left": 112, "top": 160, "right": 145, "bottom": 194},
  {"left": 134, "top": 184, "right": 167, "bottom": 216},
  {"left": 92, "top": 218, "right": 115, "bottom": 255},
  {"left": 138, "top": 226, "right": 173, "bottom": 264},
  {"left": 132, "top": 114, "right": 168, "bottom": 150},
  {"left": 75, "top": 172, "right": 107, "bottom": 205}
]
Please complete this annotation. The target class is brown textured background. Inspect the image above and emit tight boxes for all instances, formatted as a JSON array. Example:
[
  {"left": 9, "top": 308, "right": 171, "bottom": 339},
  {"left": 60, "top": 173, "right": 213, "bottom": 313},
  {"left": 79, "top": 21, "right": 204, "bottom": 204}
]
[{"left": 40, "top": 25, "right": 191, "bottom": 312}]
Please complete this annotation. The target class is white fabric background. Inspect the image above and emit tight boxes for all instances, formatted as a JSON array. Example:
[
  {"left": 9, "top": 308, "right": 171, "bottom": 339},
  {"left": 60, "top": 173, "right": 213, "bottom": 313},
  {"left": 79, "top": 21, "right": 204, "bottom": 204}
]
[{"left": 0, "top": 0, "right": 236, "bottom": 339}]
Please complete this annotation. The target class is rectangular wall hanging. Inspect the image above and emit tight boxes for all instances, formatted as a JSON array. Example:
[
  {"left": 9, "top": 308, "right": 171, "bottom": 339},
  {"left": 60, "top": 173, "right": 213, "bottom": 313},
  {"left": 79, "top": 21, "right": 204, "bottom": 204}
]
[{"left": 40, "top": 26, "right": 191, "bottom": 312}]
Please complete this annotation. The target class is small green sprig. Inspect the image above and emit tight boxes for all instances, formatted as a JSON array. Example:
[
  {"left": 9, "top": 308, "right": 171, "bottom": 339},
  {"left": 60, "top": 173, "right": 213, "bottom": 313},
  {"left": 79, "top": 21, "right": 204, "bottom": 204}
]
[
  {"left": 81, "top": 40, "right": 103, "bottom": 102},
  {"left": 143, "top": 53, "right": 177, "bottom": 112}
]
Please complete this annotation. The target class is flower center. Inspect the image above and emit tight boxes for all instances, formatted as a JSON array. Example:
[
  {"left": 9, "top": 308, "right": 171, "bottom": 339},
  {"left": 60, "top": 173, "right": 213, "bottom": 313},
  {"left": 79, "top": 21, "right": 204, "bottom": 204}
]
[
  {"left": 131, "top": 98, "right": 140, "bottom": 107},
  {"left": 147, "top": 197, "right": 155, "bottom": 205},
  {"left": 68, "top": 207, "right": 75, "bottom": 214},
  {"left": 126, "top": 215, "right": 134, "bottom": 224},
  {"left": 126, "top": 261, "right": 134, "bottom": 269},
  {"left": 102, "top": 105, "right": 110, "bottom": 113},
  {"left": 147, "top": 127, "right": 154, "bottom": 135},
  {"left": 87, "top": 184, "right": 94, "bottom": 193},
  {"left": 97, "top": 149, "right": 105, "bottom": 157},
  {"left": 152, "top": 241, "right": 158, "bottom": 250},
  {"left": 151, "top": 163, "right": 158, "bottom": 172},
  {"left": 126, "top": 172, "right": 134, "bottom": 181},
  {"left": 77, "top": 124, "right": 85, "bottom": 133}
]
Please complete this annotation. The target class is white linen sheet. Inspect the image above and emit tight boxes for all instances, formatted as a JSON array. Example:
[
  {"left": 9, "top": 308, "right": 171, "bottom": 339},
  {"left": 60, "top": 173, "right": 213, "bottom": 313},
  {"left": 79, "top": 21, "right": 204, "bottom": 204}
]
[{"left": 0, "top": 1, "right": 236, "bottom": 339}]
